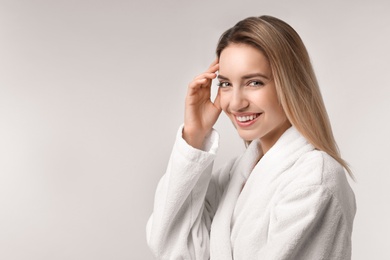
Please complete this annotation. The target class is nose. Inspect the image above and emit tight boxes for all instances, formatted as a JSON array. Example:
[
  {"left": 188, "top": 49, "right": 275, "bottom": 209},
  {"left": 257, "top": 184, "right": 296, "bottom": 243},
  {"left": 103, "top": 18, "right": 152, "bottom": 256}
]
[{"left": 229, "top": 88, "right": 249, "bottom": 112}]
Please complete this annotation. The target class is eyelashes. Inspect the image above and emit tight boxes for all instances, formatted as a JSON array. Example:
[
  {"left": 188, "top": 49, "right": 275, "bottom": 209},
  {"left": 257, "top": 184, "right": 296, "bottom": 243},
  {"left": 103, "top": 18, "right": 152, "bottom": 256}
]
[
  {"left": 217, "top": 82, "right": 231, "bottom": 88},
  {"left": 248, "top": 80, "right": 265, "bottom": 87},
  {"left": 217, "top": 80, "right": 265, "bottom": 88}
]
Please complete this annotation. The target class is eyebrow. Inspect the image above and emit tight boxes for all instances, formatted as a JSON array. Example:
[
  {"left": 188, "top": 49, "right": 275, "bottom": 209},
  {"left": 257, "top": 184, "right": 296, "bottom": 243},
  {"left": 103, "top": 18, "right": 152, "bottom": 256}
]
[{"left": 217, "top": 73, "right": 270, "bottom": 81}]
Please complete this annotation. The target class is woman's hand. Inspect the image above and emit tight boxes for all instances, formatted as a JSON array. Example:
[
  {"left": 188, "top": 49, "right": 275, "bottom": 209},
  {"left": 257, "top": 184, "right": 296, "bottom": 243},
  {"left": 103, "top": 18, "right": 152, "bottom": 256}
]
[{"left": 183, "top": 59, "right": 222, "bottom": 149}]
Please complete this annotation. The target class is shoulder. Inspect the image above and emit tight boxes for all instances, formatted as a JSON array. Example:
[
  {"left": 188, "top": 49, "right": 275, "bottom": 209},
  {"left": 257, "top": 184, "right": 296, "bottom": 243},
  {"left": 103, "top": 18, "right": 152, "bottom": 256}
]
[
  {"left": 287, "top": 150, "right": 348, "bottom": 192},
  {"left": 280, "top": 149, "right": 356, "bottom": 222}
]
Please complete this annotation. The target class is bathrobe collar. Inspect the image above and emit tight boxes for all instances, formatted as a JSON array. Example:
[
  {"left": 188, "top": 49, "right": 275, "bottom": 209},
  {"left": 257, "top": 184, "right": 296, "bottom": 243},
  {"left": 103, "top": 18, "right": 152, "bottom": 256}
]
[{"left": 210, "top": 126, "right": 315, "bottom": 259}]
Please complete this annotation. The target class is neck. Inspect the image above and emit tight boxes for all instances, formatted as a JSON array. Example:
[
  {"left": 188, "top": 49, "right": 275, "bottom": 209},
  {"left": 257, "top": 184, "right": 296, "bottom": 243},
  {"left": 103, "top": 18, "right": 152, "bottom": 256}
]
[{"left": 259, "top": 120, "right": 291, "bottom": 154}]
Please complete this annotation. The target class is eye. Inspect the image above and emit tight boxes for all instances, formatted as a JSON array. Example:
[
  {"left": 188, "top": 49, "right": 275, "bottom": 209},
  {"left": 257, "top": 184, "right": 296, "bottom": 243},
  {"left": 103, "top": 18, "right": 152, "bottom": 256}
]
[
  {"left": 217, "top": 81, "right": 231, "bottom": 88},
  {"left": 248, "top": 80, "right": 264, "bottom": 87}
]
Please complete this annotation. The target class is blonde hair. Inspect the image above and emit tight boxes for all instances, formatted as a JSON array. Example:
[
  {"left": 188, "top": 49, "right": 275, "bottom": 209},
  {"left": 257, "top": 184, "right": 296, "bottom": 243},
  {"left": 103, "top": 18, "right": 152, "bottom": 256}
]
[{"left": 216, "top": 15, "right": 354, "bottom": 179}]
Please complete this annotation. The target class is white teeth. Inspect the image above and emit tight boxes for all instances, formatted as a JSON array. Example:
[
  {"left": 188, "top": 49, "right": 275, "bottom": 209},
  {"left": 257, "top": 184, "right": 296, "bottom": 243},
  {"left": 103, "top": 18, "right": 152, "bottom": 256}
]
[{"left": 236, "top": 114, "right": 259, "bottom": 122}]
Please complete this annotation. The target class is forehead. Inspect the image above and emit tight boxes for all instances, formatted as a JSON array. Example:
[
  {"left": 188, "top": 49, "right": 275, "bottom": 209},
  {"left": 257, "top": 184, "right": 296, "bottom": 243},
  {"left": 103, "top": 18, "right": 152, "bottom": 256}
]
[{"left": 218, "top": 44, "right": 271, "bottom": 78}]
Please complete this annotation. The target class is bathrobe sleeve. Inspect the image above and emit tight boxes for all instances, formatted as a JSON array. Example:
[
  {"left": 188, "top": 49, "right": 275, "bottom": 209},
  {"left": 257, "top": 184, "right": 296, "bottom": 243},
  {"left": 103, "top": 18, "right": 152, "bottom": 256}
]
[
  {"left": 258, "top": 185, "right": 352, "bottom": 260},
  {"left": 146, "top": 126, "right": 234, "bottom": 260}
]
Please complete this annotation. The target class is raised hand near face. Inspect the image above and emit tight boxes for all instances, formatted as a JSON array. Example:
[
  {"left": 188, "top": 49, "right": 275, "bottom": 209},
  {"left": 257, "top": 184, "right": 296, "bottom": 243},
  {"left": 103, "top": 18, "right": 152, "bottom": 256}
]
[{"left": 183, "top": 59, "right": 222, "bottom": 149}]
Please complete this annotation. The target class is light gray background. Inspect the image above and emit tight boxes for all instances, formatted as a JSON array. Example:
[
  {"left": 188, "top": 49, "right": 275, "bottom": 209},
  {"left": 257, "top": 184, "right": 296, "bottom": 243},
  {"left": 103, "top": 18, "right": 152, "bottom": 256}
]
[{"left": 0, "top": 0, "right": 389, "bottom": 259}]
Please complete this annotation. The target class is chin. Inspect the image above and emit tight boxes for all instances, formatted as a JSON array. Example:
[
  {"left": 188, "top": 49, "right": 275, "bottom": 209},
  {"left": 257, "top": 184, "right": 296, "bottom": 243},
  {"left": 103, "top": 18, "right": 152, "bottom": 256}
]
[{"left": 236, "top": 130, "right": 258, "bottom": 142}]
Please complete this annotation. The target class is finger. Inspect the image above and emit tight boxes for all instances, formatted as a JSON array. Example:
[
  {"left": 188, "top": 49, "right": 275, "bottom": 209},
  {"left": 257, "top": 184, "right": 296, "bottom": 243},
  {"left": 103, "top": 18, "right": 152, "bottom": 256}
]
[
  {"left": 194, "top": 72, "right": 217, "bottom": 81},
  {"left": 209, "top": 58, "right": 219, "bottom": 68},
  {"left": 188, "top": 78, "right": 208, "bottom": 92},
  {"left": 206, "top": 62, "right": 219, "bottom": 74}
]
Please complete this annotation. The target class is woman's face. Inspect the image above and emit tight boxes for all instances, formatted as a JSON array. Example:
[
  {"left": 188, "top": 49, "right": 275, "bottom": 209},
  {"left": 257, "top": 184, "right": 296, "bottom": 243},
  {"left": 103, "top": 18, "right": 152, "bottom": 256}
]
[{"left": 218, "top": 43, "right": 291, "bottom": 152}]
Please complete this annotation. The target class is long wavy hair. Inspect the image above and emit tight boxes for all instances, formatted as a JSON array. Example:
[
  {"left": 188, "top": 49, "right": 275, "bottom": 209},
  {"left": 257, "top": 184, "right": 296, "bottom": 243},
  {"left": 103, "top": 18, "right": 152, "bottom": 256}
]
[{"left": 216, "top": 15, "right": 353, "bottom": 179}]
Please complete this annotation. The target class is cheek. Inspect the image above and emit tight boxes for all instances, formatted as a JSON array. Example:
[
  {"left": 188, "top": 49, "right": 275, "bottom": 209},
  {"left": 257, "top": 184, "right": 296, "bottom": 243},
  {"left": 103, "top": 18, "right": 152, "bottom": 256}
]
[
  {"left": 219, "top": 92, "right": 229, "bottom": 112},
  {"left": 269, "top": 102, "right": 287, "bottom": 121}
]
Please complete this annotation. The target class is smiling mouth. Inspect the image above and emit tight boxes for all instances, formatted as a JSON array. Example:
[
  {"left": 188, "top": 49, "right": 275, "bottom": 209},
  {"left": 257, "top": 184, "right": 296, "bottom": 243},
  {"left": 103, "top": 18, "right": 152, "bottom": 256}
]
[{"left": 236, "top": 113, "right": 261, "bottom": 122}]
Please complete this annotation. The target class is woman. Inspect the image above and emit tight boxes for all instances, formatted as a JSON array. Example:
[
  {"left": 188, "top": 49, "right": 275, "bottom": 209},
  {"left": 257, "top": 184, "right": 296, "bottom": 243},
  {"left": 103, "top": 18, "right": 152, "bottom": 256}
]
[{"left": 147, "top": 15, "right": 356, "bottom": 260}]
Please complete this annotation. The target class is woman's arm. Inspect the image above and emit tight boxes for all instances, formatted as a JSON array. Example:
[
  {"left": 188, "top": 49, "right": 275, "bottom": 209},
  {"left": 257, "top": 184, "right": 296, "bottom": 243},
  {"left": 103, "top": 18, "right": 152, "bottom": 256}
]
[
  {"left": 146, "top": 126, "right": 234, "bottom": 259},
  {"left": 147, "top": 60, "right": 225, "bottom": 259}
]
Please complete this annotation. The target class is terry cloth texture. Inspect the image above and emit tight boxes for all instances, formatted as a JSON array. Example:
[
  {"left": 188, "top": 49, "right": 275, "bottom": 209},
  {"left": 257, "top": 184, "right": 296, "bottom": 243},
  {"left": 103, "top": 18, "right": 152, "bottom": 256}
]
[{"left": 147, "top": 125, "right": 356, "bottom": 260}]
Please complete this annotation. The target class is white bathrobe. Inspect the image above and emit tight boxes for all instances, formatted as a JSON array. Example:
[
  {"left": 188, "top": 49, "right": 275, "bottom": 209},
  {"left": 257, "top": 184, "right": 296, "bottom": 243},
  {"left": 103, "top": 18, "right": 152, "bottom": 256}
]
[{"left": 146, "top": 126, "right": 356, "bottom": 260}]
